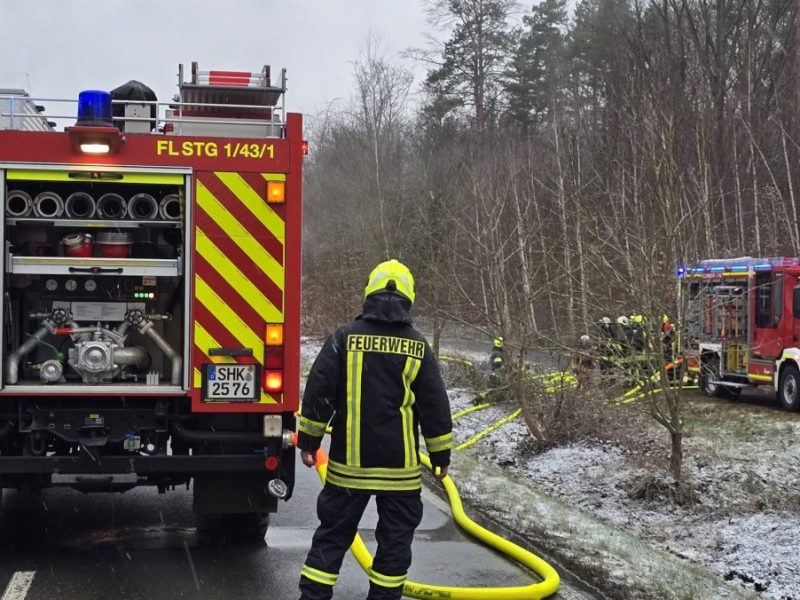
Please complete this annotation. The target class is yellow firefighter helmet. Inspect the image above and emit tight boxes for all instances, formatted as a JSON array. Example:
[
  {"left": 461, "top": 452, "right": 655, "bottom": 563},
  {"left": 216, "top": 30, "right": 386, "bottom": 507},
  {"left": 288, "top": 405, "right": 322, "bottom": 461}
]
[{"left": 364, "top": 259, "right": 415, "bottom": 304}]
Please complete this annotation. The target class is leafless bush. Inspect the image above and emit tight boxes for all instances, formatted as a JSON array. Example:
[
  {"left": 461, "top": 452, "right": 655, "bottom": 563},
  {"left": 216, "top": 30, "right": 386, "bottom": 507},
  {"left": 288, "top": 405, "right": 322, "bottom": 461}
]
[
  {"left": 628, "top": 473, "right": 698, "bottom": 506},
  {"left": 438, "top": 357, "right": 490, "bottom": 390},
  {"left": 511, "top": 369, "right": 644, "bottom": 452}
]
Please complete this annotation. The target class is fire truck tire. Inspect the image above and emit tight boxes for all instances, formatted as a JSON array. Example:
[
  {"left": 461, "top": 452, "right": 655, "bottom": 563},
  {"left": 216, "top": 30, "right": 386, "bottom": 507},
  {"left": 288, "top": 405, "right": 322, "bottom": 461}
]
[
  {"left": 778, "top": 364, "right": 800, "bottom": 411},
  {"left": 201, "top": 512, "right": 269, "bottom": 542},
  {"left": 700, "top": 358, "right": 724, "bottom": 398}
]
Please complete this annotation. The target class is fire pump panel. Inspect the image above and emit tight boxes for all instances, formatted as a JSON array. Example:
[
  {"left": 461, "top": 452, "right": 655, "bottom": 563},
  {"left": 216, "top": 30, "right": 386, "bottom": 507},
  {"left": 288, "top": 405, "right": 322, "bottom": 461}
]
[{"left": 1, "top": 173, "right": 188, "bottom": 390}]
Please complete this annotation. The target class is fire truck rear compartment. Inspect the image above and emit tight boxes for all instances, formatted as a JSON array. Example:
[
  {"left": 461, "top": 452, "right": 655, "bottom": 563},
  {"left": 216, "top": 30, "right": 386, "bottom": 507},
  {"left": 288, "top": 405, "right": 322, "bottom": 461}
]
[{"left": 2, "top": 177, "right": 186, "bottom": 391}]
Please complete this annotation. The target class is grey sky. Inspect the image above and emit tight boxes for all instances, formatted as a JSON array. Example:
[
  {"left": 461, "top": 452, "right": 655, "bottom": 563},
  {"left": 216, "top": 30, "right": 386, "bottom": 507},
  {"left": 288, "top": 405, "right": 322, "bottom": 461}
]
[{"left": 0, "top": 0, "right": 431, "bottom": 119}]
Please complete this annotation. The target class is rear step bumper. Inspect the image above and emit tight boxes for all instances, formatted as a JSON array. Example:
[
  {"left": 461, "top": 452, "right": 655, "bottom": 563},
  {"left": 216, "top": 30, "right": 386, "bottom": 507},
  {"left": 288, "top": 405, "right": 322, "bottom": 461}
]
[{"left": 0, "top": 453, "right": 275, "bottom": 475}]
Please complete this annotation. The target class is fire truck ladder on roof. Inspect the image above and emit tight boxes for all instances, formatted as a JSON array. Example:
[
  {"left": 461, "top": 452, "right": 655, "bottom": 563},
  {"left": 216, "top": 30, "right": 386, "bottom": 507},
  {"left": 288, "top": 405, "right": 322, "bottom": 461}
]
[{"left": 176, "top": 62, "right": 286, "bottom": 121}]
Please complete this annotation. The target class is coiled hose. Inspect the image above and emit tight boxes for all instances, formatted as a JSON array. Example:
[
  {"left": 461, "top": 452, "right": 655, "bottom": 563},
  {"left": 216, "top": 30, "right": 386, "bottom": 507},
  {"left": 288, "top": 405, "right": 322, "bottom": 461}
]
[{"left": 308, "top": 442, "right": 560, "bottom": 599}]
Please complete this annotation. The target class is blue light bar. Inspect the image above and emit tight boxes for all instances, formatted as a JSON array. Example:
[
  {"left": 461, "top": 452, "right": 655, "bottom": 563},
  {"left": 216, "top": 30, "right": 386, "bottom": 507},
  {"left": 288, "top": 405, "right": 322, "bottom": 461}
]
[
  {"left": 76, "top": 90, "right": 113, "bottom": 126},
  {"left": 676, "top": 267, "right": 686, "bottom": 276},
  {"left": 710, "top": 266, "right": 725, "bottom": 272},
  {"left": 731, "top": 265, "right": 748, "bottom": 271},
  {"left": 754, "top": 263, "right": 772, "bottom": 270}
]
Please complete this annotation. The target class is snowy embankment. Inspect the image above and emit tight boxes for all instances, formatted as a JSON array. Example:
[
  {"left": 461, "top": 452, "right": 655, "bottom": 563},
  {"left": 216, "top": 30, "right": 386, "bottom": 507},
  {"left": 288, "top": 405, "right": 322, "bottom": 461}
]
[
  {"left": 301, "top": 337, "right": 799, "bottom": 599},
  {"left": 448, "top": 386, "right": 800, "bottom": 600}
]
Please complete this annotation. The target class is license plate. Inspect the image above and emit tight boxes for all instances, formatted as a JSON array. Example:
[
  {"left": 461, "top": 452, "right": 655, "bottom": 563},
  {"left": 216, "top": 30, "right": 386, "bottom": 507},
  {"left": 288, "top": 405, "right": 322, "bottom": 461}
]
[{"left": 202, "top": 364, "right": 260, "bottom": 401}]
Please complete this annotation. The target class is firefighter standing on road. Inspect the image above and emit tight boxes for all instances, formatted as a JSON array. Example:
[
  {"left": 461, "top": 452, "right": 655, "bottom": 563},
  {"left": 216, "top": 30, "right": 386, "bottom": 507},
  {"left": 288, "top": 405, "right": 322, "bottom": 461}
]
[{"left": 297, "top": 259, "right": 453, "bottom": 600}]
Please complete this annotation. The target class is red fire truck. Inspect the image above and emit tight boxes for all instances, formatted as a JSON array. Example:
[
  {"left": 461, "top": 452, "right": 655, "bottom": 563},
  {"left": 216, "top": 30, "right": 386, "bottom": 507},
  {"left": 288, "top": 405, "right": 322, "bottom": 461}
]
[
  {"left": 680, "top": 257, "right": 800, "bottom": 411},
  {"left": 0, "top": 63, "right": 303, "bottom": 538}
]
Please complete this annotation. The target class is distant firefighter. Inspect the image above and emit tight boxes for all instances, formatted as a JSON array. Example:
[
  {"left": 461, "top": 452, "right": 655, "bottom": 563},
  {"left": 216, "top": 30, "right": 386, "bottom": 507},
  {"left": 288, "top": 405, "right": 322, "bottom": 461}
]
[
  {"left": 489, "top": 336, "right": 504, "bottom": 372},
  {"left": 570, "top": 334, "right": 595, "bottom": 388}
]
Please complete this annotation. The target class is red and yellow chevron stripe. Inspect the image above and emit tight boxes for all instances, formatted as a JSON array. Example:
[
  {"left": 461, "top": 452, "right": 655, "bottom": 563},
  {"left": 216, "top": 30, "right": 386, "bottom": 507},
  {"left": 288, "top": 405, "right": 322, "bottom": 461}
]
[{"left": 192, "top": 171, "right": 286, "bottom": 404}]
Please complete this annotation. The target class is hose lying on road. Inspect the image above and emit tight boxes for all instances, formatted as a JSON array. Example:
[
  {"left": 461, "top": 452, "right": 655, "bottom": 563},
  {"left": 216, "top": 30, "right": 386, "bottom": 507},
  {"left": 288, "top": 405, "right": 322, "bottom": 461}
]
[{"left": 304, "top": 437, "right": 561, "bottom": 600}]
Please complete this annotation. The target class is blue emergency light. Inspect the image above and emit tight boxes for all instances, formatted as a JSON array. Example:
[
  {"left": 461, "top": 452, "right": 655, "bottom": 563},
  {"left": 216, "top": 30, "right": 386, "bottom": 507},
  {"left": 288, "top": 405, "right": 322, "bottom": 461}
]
[{"left": 76, "top": 90, "right": 113, "bottom": 126}]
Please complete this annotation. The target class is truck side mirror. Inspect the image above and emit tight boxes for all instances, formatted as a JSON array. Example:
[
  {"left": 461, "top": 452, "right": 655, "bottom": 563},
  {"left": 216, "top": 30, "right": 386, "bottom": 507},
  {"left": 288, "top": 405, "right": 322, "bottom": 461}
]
[{"left": 793, "top": 286, "right": 800, "bottom": 319}]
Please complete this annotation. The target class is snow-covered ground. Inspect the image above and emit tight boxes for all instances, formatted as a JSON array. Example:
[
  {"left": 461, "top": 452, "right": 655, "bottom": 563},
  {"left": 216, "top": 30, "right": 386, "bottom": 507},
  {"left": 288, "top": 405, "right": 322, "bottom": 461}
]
[
  {"left": 300, "top": 337, "right": 800, "bottom": 599},
  {"left": 448, "top": 386, "right": 800, "bottom": 600}
]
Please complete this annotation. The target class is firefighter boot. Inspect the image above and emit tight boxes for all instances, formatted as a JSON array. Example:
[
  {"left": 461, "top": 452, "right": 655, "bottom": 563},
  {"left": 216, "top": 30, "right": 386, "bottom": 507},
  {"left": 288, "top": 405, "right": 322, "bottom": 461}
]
[
  {"left": 299, "top": 487, "right": 370, "bottom": 600},
  {"left": 366, "top": 494, "right": 423, "bottom": 600}
]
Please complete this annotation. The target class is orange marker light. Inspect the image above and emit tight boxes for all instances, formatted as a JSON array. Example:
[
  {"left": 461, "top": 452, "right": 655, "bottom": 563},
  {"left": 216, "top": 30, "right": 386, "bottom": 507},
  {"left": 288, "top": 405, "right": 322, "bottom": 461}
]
[
  {"left": 265, "top": 323, "right": 284, "bottom": 346},
  {"left": 264, "top": 370, "right": 284, "bottom": 393},
  {"left": 267, "top": 181, "right": 285, "bottom": 204}
]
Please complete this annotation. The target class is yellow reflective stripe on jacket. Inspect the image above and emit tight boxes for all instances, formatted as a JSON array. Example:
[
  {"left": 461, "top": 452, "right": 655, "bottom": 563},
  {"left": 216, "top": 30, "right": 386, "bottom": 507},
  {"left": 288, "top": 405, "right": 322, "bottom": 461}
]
[
  {"left": 300, "top": 564, "right": 338, "bottom": 586},
  {"left": 368, "top": 568, "right": 407, "bottom": 588},
  {"left": 325, "top": 471, "right": 422, "bottom": 492},
  {"left": 400, "top": 357, "right": 422, "bottom": 468},
  {"left": 298, "top": 416, "right": 327, "bottom": 438},
  {"left": 346, "top": 350, "right": 364, "bottom": 467},
  {"left": 424, "top": 432, "right": 454, "bottom": 453},
  {"left": 328, "top": 459, "right": 421, "bottom": 480}
]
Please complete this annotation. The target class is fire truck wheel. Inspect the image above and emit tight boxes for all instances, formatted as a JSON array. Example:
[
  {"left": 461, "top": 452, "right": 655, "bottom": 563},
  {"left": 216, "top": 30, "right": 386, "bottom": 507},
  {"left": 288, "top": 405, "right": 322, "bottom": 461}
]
[
  {"left": 201, "top": 512, "right": 269, "bottom": 542},
  {"left": 778, "top": 364, "right": 800, "bottom": 411},
  {"left": 700, "top": 359, "right": 724, "bottom": 398}
]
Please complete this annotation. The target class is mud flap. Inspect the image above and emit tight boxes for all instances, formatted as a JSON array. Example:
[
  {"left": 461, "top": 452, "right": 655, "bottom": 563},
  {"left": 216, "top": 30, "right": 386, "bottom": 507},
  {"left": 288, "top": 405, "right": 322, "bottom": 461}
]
[{"left": 192, "top": 474, "right": 278, "bottom": 514}]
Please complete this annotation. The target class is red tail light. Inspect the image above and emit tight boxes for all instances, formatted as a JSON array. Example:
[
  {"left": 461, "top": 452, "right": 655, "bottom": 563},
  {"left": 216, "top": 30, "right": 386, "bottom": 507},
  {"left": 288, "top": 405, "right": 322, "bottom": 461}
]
[
  {"left": 265, "top": 346, "right": 284, "bottom": 369},
  {"left": 264, "top": 323, "right": 284, "bottom": 391},
  {"left": 264, "top": 370, "right": 283, "bottom": 393}
]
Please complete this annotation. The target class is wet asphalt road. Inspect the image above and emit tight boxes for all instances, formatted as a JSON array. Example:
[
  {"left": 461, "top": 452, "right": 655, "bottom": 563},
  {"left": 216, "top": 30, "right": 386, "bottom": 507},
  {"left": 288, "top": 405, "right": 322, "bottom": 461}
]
[{"left": 0, "top": 458, "right": 591, "bottom": 600}]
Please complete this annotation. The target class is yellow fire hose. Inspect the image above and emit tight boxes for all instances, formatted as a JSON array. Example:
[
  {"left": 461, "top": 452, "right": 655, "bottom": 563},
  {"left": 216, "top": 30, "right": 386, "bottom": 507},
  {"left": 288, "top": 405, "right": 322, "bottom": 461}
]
[
  {"left": 531, "top": 371, "right": 575, "bottom": 383},
  {"left": 439, "top": 355, "right": 476, "bottom": 367},
  {"left": 301, "top": 436, "right": 560, "bottom": 599},
  {"left": 616, "top": 385, "right": 699, "bottom": 404},
  {"left": 456, "top": 408, "right": 522, "bottom": 451},
  {"left": 452, "top": 402, "right": 491, "bottom": 420}
]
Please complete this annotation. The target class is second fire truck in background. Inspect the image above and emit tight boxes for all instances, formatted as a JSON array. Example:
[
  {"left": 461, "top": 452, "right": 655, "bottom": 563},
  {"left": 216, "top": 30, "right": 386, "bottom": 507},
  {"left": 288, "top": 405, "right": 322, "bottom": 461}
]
[{"left": 681, "top": 257, "right": 800, "bottom": 411}]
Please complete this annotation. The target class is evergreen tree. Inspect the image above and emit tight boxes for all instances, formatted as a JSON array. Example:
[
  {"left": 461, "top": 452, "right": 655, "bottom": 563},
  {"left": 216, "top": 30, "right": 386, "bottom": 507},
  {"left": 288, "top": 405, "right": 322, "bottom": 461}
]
[
  {"left": 504, "top": 0, "right": 568, "bottom": 128},
  {"left": 423, "top": 0, "right": 514, "bottom": 131}
]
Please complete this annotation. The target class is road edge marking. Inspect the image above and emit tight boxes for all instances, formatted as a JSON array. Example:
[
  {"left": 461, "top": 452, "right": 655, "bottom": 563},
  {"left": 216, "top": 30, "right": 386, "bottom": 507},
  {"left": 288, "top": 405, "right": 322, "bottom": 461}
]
[{"left": 1, "top": 571, "right": 35, "bottom": 600}]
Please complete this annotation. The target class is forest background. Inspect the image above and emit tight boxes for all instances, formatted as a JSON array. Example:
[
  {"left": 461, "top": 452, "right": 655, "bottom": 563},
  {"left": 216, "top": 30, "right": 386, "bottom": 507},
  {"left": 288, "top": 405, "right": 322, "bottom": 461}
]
[{"left": 303, "top": 0, "right": 800, "bottom": 355}]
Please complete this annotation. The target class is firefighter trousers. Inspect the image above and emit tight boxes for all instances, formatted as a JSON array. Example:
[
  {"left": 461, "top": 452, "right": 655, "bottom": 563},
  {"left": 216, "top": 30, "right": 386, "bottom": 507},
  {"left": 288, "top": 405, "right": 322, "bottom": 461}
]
[{"left": 299, "top": 485, "right": 423, "bottom": 600}]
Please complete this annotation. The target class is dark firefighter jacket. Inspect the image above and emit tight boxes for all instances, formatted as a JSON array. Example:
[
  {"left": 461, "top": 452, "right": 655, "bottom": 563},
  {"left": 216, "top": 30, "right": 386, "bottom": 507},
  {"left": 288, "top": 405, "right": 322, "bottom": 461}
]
[
  {"left": 489, "top": 347, "right": 504, "bottom": 371},
  {"left": 298, "top": 293, "right": 453, "bottom": 495}
]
